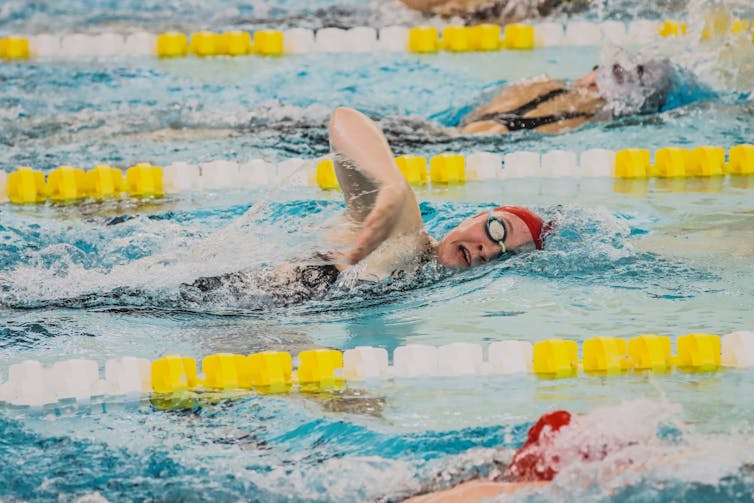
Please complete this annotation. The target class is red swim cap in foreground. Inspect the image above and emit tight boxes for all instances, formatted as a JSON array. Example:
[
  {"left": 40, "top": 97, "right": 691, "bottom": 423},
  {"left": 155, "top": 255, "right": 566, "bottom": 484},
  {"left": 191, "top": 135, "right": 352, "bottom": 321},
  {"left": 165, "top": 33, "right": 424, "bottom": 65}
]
[
  {"left": 495, "top": 206, "right": 549, "bottom": 250},
  {"left": 506, "top": 410, "right": 572, "bottom": 481}
]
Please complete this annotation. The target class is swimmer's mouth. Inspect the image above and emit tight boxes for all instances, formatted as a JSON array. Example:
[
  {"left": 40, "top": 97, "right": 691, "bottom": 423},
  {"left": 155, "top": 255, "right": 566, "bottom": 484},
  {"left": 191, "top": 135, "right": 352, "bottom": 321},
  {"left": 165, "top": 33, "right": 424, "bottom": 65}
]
[{"left": 459, "top": 245, "right": 471, "bottom": 267}]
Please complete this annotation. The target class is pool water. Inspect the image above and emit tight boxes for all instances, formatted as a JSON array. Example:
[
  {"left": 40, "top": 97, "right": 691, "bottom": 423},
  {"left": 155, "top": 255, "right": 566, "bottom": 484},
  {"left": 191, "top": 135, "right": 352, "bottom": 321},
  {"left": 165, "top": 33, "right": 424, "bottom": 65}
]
[{"left": 2, "top": 0, "right": 754, "bottom": 501}]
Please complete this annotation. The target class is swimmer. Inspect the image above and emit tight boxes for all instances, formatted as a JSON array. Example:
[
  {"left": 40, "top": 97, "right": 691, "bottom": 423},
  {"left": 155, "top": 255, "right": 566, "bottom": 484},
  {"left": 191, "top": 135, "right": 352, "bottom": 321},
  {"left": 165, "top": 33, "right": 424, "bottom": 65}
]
[
  {"left": 181, "top": 106, "right": 549, "bottom": 306},
  {"left": 460, "top": 56, "right": 673, "bottom": 135},
  {"left": 397, "top": 0, "right": 590, "bottom": 25},
  {"left": 399, "top": 404, "right": 754, "bottom": 502},
  {"left": 400, "top": 410, "right": 600, "bottom": 502}
]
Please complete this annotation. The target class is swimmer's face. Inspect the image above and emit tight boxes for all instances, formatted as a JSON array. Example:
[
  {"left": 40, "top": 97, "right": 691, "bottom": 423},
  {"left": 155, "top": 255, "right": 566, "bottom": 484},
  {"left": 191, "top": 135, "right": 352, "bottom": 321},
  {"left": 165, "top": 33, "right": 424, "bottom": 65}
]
[
  {"left": 435, "top": 210, "right": 535, "bottom": 268},
  {"left": 595, "top": 58, "right": 672, "bottom": 115}
]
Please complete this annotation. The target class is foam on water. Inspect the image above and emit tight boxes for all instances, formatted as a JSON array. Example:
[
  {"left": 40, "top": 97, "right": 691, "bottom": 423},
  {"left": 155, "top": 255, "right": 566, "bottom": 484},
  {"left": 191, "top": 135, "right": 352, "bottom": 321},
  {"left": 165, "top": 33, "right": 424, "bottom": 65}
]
[
  {"left": 0, "top": 197, "right": 344, "bottom": 310},
  {"left": 0, "top": 199, "right": 720, "bottom": 317},
  {"left": 505, "top": 400, "right": 754, "bottom": 502},
  {"left": 4, "top": 393, "right": 752, "bottom": 503}
]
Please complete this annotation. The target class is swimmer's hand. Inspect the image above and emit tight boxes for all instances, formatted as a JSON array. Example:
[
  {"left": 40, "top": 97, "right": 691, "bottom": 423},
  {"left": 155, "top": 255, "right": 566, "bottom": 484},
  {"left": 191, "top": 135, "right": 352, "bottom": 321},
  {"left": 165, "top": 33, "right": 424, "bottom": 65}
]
[{"left": 346, "top": 184, "right": 405, "bottom": 265}]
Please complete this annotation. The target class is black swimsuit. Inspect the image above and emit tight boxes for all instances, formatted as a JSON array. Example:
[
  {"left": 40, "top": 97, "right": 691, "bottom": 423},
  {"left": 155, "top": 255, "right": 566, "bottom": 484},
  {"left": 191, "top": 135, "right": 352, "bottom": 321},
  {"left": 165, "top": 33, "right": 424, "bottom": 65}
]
[
  {"left": 465, "top": 0, "right": 590, "bottom": 24},
  {"left": 181, "top": 264, "right": 340, "bottom": 308},
  {"left": 472, "top": 88, "right": 593, "bottom": 131}
]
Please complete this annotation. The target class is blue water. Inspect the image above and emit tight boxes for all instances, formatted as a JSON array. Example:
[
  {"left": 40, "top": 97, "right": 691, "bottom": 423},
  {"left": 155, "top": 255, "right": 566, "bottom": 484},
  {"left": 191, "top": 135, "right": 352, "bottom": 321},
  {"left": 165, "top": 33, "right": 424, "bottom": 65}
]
[{"left": 3, "top": 0, "right": 754, "bottom": 501}]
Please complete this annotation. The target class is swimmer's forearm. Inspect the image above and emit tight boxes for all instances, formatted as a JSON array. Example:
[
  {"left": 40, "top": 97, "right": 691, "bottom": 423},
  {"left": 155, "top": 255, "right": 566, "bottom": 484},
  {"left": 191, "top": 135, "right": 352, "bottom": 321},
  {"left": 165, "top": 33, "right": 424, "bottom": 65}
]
[
  {"left": 401, "top": 480, "right": 547, "bottom": 503},
  {"left": 346, "top": 183, "right": 406, "bottom": 264}
]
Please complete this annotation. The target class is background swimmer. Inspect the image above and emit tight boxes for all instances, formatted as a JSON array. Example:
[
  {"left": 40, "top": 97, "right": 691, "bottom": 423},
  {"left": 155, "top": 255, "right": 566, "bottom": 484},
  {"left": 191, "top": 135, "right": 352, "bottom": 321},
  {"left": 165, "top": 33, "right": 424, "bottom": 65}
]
[
  {"left": 460, "top": 56, "right": 674, "bottom": 134},
  {"left": 400, "top": 406, "right": 754, "bottom": 503},
  {"left": 397, "top": 0, "right": 590, "bottom": 25}
]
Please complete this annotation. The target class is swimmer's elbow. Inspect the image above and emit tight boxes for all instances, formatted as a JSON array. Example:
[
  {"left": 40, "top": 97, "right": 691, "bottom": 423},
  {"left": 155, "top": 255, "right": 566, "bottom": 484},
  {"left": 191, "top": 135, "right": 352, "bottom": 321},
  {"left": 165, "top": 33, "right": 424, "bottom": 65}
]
[
  {"left": 330, "top": 106, "right": 352, "bottom": 126},
  {"left": 329, "top": 107, "right": 360, "bottom": 138},
  {"left": 329, "top": 107, "right": 386, "bottom": 154}
]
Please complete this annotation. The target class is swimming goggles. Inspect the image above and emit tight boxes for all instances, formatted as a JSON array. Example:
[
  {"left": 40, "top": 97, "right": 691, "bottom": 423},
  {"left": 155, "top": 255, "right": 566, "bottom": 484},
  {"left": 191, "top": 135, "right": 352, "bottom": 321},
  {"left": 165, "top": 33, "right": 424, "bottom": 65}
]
[{"left": 485, "top": 210, "right": 508, "bottom": 256}]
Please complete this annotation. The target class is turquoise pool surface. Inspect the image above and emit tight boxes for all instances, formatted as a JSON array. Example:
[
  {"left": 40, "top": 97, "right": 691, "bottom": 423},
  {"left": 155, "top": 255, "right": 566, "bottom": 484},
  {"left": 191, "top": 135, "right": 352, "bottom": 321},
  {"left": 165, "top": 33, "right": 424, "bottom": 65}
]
[{"left": 2, "top": 0, "right": 754, "bottom": 501}]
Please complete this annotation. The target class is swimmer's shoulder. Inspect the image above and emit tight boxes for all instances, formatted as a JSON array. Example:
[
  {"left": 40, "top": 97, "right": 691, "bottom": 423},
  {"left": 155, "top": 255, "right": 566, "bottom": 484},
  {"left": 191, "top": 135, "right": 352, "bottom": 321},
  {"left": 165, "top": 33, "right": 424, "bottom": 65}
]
[{"left": 355, "top": 230, "right": 435, "bottom": 281}]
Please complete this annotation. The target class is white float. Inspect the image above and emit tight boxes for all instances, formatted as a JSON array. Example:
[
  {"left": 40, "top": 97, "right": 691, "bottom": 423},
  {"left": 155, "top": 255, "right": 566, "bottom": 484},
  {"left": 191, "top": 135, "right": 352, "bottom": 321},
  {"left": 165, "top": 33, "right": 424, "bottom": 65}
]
[
  {"left": 276, "top": 158, "right": 314, "bottom": 186},
  {"left": 466, "top": 152, "right": 502, "bottom": 180},
  {"left": 29, "top": 34, "right": 62, "bottom": 57},
  {"left": 163, "top": 162, "right": 200, "bottom": 193},
  {"left": 343, "top": 347, "right": 389, "bottom": 380},
  {"left": 315, "top": 28, "right": 347, "bottom": 53},
  {"left": 347, "top": 27, "right": 378, "bottom": 52},
  {"left": 93, "top": 33, "right": 126, "bottom": 56},
  {"left": 437, "top": 343, "right": 483, "bottom": 376},
  {"left": 199, "top": 160, "right": 240, "bottom": 189},
  {"left": 377, "top": 26, "right": 409, "bottom": 52},
  {"left": 541, "top": 150, "right": 578, "bottom": 177},
  {"left": 283, "top": 28, "right": 315, "bottom": 54},
  {"left": 533, "top": 22, "right": 565, "bottom": 47},
  {"left": 49, "top": 359, "right": 99, "bottom": 403},
  {"left": 721, "top": 331, "right": 754, "bottom": 368},
  {"left": 579, "top": 149, "right": 616, "bottom": 177},
  {"left": 392, "top": 344, "right": 439, "bottom": 378},
  {"left": 239, "top": 159, "right": 275, "bottom": 186},
  {"left": 105, "top": 357, "right": 152, "bottom": 396},
  {"left": 124, "top": 32, "right": 156, "bottom": 56},
  {"left": 487, "top": 341, "right": 533, "bottom": 374},
  {"left": 5, "top": 360, "right": 55, "bottom": 407},
  {"left": 502, "top": 152, "right": 540, "bottom": 179},
  {"left": 61, "top": 34, "right": 97, "bottom": 56},
  {"left": 565, "top": 21, "right": 602, "bottom": 46}
]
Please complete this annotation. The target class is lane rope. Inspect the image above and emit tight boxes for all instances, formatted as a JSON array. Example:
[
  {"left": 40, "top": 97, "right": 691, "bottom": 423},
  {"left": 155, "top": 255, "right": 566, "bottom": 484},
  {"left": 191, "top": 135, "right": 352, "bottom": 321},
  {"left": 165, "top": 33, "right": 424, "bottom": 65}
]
[
  {"left": 1, "top": 145, "right": 752, "bottom": 204},
  {"left": 1, "top": 19, "right": 751, "bottom": 60},
  {"left": 1, "top": 331, "right": 752, "bottom": 409}
]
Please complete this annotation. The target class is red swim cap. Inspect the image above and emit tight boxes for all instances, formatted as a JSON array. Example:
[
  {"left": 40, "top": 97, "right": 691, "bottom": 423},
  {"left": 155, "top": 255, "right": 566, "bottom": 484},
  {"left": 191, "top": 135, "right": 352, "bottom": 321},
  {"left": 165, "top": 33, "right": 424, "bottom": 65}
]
[
  {"left": 506, "top": 410, "right": 572, "bottom": 482},
  {"left": 495, "top": 206, "right": 548, "bottom": 250}
]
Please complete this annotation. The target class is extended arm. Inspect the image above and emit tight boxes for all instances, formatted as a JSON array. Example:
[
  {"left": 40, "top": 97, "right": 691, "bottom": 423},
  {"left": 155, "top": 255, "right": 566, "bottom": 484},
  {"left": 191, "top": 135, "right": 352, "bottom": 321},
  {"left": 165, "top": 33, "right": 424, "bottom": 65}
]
[
  {"left": 401, "top": 480, "right": 548, "bottom": 503},
  {"left": 328, "top": 107, "right": 424, "bottom": 265}
]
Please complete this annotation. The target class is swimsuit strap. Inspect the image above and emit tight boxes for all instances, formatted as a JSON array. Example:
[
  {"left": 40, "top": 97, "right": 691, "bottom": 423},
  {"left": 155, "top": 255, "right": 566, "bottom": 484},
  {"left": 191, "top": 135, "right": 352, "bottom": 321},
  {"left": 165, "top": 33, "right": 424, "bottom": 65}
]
[
  {"left": 487, "top": 111, "right": 593, "bottom": 131},
  {"left": 476, "top": 87, "right": 569, "bottom": 123},
  {"left": 507, "top": 87, "right": 570, "bottom": 116}
]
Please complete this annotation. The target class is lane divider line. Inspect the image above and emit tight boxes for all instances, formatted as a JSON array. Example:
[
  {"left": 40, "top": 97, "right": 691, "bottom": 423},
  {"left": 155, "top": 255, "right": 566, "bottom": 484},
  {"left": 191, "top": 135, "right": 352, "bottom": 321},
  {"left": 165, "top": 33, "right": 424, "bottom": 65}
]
[
  {"left": 2, "top": 19, "right": 752, "bottom": 60},
  {"left": 2, "top": 144, "right": 752, "bottom": 204},
  {"left": 1, "top": 331, "right": 752, "bottom": 409}
]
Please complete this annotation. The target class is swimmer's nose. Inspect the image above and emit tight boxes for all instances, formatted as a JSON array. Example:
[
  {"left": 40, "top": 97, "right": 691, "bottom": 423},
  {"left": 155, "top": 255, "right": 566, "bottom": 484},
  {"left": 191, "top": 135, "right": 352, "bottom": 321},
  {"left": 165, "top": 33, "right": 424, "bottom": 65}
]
[{"left": 476, "top": 243, "right": 495, "bottom": 263}]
